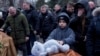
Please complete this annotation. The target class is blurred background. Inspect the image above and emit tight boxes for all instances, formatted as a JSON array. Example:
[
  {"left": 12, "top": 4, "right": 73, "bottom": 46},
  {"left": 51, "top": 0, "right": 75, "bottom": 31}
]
[{"left": 0, "top": 0, "right": 97, "bottom": 11}]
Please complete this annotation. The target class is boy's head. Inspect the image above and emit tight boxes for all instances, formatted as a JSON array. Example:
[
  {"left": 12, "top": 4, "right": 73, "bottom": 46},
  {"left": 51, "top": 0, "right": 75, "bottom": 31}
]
[{"left": 57, "top": 13, "right": 69, "bottom": 29}]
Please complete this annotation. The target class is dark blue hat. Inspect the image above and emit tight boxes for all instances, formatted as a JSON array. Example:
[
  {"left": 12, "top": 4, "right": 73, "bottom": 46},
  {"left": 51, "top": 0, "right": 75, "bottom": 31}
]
[{"left": 57, "top": 13, "right": 70, "bottom": 24}]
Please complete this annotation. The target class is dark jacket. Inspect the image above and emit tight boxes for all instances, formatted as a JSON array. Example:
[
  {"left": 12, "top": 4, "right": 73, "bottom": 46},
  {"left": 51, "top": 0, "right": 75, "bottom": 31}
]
[
  {"left": 62, "top": 6, "right": 74, "bottom": 21},
  {"left": 62, "top": 10, "right": 73, "bottom": 18},
  {"left": 1, "top": 11, "right": 30, "bottom": 45},
  {"left": 38, "top": 11, "right": 56, "bottom": 34},
  {"left": 47, "top": 26, "right": 75, "bottom": 46},
  {"left": 86, "top": 7, "right": 100, "bottom": 56},
  {"left": 22, "top": 5, "right": 38, "bottom": 31},
  {"left": 69, "top": 0, "right": 90, "bottom": 41},
  {"left": 54, "top": 9, "right": 62, "bottom": 16},
  {"left": 0, "top": 18, "right": 4, "bottom": 28}
]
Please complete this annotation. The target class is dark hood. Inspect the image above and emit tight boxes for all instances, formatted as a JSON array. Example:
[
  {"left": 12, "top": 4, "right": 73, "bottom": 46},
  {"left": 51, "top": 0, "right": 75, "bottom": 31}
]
[
  {"left": 57, "top": 12, "right": 70, "bottom": 24},
  {"left": 74, "top": 0, "right": 90, "bottom": 15}
]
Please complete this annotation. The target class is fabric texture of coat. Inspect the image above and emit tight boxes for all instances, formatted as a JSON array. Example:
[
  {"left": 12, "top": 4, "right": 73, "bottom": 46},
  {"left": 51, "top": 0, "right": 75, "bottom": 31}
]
[
  {"left": 47, "top": 27, "right": 75, "bottom": 46},
  {"left": 86, "top": 7, "right": 100, "bottom": 56},
  {"left": 1, "top": 11, "right": 30, "bottom": 45}
]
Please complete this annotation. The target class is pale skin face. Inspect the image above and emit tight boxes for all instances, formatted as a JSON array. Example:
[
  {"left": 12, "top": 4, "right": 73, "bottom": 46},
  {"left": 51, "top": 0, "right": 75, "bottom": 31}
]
[
  {"left": 8, "top": 7, "right": 17, "bottom": 16},
  {"left": 54, "top": 4, "right": 61, "bottom": 11},
  {"left": 22, "top": 3, "right": 30, "bottom": 10},
  {"left": 66, "top": 4, "right": 74, "bottom": 13},
  {"left": 88, "top": 1, "right": 95, "bottom": 9},
  {"left": 58, "top": 19, "right": 67, "bottom": 29},
  {"left": 77, "top": 8, "right": 85, "bottom": 17},
  {"left": 40, "top": 6, "right": 47, "bottom": 13}
]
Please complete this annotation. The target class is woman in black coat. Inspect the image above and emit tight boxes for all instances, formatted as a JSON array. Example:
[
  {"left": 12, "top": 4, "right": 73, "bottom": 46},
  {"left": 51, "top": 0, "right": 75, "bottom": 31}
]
[{"left": 69, "top": 0, "right": 90, "bottom": 56}]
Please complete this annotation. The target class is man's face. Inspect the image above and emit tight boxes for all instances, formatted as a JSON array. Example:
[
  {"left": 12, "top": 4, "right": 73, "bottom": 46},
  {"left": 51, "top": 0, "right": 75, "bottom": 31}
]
[
  {"left": 89, "top": 2, "right": 95, "bottom": 9},
  {"left": 40, "top": 6, "right": 47, "bottom": 13},
  {"left": 23, "top": 3, "right": 30, "bottom": 10},
  {"left": 54, "top": 4, "right": 61, "bottom": 11},
  {"left": 58, "top": 20, "right": 67, "bottom": 29},
  {"left": 66, "top": 5, "right": 74, "bottom": 13},
  {"left": 77, "top": 8, "right": 85, "bottom": 17},
  {"left": 9, "top": 7, "right": 17, "bottom": 16}
]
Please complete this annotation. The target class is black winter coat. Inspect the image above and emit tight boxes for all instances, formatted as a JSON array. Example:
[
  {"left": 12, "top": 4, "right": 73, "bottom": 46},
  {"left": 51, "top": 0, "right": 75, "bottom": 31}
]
[
  {"left": 86, "top": 7, "right": 100, "bottom": 56},
  {"left": 69, "top": 0, "right": 90, "bottom": 42},
  {"left": 22, "top": 6, "right": 38, "bottom": 31},
  {"left": 38, "top": 11, "right": 56, "bottom": 34}
]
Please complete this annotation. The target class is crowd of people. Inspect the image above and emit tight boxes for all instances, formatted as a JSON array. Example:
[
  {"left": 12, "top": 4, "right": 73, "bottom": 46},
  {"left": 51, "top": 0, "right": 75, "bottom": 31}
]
[{"left": 0, "top": 0, "right": 100, "bottom": 56}]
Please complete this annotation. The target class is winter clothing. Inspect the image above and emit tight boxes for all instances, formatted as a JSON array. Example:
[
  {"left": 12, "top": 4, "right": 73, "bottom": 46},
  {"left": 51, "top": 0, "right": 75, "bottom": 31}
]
[
  {"left": 22, "top": 5, "right": 38, "bottom": 31},
  {"left": 22, "top": 5, "right": 38, "bottom": 55},
  {"left": 46, "top": 13, "right": 75, "bottom": 46},
  {"left": 57, "top": 13, "right": 70, "bottom": 24},
  {"left": 54, "top": 9, "right": 62, "bottom": 16},
  {"left": 38, "top": 11, "right": 56, "bottom": 41},
  {"left": 47, "top": 27, "right": 75, "bottom": 46},
  {"left": 0, "top": 18, "right": 4, "bottom": 28},
  {"left": 1, "top": 10, "right": 30, "bottom": 45},
  {"left": 86, "top": 7, "right": 100, "bottom": 56},
  {"left": 69, "top": 0, "right": 90, "bottom": 56},
  {"left": 70, "top": 0, "right": 90, "bottom": 41},
  {"left": 1, "top": 10, "right": 30, "bottom": 56}
]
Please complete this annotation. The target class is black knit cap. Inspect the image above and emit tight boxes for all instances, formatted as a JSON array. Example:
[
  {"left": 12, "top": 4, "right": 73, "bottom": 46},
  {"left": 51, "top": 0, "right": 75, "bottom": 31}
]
[{"left": 57, "top": 13, "right": 70, "bottom": 24}]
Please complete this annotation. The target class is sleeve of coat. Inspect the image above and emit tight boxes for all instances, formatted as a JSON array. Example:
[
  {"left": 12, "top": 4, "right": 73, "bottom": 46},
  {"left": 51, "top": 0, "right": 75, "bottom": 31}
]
[
  {"left": 86, "top": 20, "right": 95, "bottom": 56},
  {"left": 21, "top": 14, "right": 30, "bottom": 36},
  {"left": 1, "top": 16, "right": 9, "bottom": 30},
  {"left": 46, "top": 29, "right": 56, "bottom": 41},
  {"left": 63, "top": 28, "right": 75, "bottom": 45}
]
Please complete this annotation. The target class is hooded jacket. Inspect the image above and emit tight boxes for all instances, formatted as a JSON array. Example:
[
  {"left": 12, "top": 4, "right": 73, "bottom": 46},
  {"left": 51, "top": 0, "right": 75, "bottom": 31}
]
[
  {"left": 1, "top": 10, "right": 30, "bottom": 45},
  {"left": 86, "top": 7, "right": 100, "bottom": 56},
  {"left": 69, "top": 0, "right": 90, "bottom": 41},
  {"left": 47, "top": 13, "right": 75, "bottom": 46}
]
